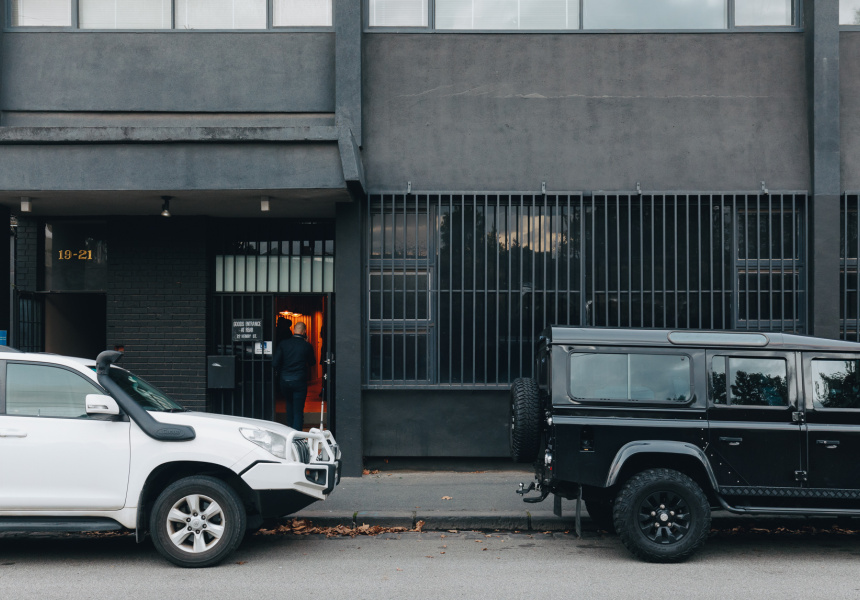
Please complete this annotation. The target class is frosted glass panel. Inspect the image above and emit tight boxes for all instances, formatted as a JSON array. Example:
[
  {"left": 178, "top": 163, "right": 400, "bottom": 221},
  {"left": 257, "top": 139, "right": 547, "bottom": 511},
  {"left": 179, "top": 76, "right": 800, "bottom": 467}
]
[
  {"left": 841, "top": 0, "right": 860, "bottom": 25},
  {"left": 80, "top": 0, "right": 172, "bottom": 29},
  {"left": 279, "top": 259, "right": 291, "bottom": 292},
  {"left": 323, "top": 257, "right": 334, "bottom": 292},
  {"left": 267, "top": 257, "right": 279, "bottom": 292},
  {"left": 312, "top": 257, "right": 323, "bottom": 293},
  {"left": 215, "top": 255, "right": 224, "bottom": 292},
  {"left": 369, "top": 0, "right": 428, "bottom": 26},
  {"left": 175, "top": 0, "right": 266, "bottom": 29},
  {"left": 735, "top": 0, "right": 793, "bottom": 26},
  {"left": 245, "top": 256, "right": 257, "bottom": 292},
  {"left": 583, "top": 0, "right": 726, "bottom": 29},
  {"left": 436, "top": 0, "right": 579, "bottom": 30},
  {"left": 290, "top": 256, "right": 302, "bottom": 291},
  {"left": 301, "top": 257, "right": 312, "bottom": 292},
  {"left": 257, "top": 256, "right": 268, "bottom": 291},
  {"left": 274, "top": 0, "right": 332, "bottom": 26},
  {"left": 11, "top": 0, "right": 71, "bottom": 26}
]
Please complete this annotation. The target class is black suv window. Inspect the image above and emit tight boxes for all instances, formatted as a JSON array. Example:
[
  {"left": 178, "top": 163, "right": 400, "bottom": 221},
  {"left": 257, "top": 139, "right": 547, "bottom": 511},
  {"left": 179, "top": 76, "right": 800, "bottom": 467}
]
[
  {"left": 569, "top": 353, "right": 691, "bottom": 403},
  {"left": 710, "top": 356, "right": 788, "bottom": 407},
  {"left": 6, "top": 363, "right": 102, "bottom": 418},
  {"left": 811, "top": 359, "right": 860, "bottom": 409}
]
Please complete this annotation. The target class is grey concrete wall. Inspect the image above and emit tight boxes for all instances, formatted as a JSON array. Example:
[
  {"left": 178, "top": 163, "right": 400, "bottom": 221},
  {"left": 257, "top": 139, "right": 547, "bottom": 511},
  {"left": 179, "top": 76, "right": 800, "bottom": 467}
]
[
  {"left": 1, "top": 33, "right": 334, "bottom": 113},
  {"left": 363, "top": 33, "right": 809, "bottom": 193},
  {"left": 363, "top": 390, "right": 510, "bottom": 457},
  {"left": 842, "top": 33, "right": 860, "bottom": 190},
  {"left": 0, "top": 142, "right": 345, "bottom": 191}
]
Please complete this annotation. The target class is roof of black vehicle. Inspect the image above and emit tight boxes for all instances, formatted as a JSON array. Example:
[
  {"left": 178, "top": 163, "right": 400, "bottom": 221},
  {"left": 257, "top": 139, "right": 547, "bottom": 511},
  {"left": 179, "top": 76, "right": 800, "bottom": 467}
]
[{"left": 545, "top": 327, "right": 860, "bottom": 352}]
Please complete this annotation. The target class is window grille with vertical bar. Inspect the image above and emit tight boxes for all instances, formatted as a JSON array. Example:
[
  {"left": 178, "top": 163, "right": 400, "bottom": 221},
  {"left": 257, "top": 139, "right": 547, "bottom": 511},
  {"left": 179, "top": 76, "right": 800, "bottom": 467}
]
[
  {"left": 841, "top": 193, "right": 860, "bottom": 340},
  {"left": 366, "top": 192, "right": 807, "bottom": 388}
]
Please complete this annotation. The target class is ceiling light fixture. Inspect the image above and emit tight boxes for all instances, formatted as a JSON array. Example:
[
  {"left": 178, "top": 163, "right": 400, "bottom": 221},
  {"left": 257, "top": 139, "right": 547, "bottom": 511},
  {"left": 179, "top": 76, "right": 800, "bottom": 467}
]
[
  {"left": 160, "top": 196, "right": 172, "bottom": 217},
  {"left": 20, "top": 197, "right": 31, "bottom": 213},
  {"left": 261, "top": 195, "right": 270, "bottom": 212}
]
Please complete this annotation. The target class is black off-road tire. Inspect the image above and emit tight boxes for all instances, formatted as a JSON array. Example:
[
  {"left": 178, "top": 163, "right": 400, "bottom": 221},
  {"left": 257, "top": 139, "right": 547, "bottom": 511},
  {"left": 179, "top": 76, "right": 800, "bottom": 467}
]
[
  {"left": 613, "top": 468, "right": 711, "bottom": 563},
  {"left": 150, "top": 475, "right": 247, "bottom": 568},
  {"left": 510, "top": 377, "right": 541, "bottom": 463}
]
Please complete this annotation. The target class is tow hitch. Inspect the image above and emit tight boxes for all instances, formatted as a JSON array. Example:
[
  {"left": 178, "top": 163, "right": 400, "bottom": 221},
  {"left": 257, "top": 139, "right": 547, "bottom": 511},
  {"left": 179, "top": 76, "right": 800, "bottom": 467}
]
[{"left": 517, "top": 481, "right": 549, "bottom": 504}]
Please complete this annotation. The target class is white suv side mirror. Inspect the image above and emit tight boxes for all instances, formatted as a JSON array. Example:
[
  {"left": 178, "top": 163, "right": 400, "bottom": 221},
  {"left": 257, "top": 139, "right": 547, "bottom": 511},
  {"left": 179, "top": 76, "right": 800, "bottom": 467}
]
[{"left": 86, "top": 394, "right": 120, "bottom": 416}]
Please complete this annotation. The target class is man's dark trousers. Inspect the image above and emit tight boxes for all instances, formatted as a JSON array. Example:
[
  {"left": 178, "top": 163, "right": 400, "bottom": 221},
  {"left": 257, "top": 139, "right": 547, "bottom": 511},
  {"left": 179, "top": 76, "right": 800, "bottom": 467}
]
[{"left": 280, "top": 378, "right": 307, "bottom": 431}]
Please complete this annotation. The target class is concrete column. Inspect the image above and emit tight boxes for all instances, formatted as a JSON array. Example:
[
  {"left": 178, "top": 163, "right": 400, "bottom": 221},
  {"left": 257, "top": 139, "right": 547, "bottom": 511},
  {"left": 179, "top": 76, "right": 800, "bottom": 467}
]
[
  {"left": 805, "top": 0, "right": 841, "bottom": 339},
  {"left": 335, "top": 0, "right": 362, "bottom": 145},
  {"left": 335, "top": 199, "right": 363, "bottom": 476}
]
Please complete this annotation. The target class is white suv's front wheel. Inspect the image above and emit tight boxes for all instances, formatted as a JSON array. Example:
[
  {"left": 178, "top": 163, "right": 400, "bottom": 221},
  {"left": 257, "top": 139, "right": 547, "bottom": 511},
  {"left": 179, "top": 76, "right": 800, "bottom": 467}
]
[{"left": 150, "top": 476, "right": 246, "bottom": 568}]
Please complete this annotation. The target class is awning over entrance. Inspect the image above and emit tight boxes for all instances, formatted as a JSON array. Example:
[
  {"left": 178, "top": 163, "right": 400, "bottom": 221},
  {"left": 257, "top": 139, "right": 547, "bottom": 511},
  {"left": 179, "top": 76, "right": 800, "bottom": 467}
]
[{"left": 0, "top": 125, "right": 364, "bottom": 217}]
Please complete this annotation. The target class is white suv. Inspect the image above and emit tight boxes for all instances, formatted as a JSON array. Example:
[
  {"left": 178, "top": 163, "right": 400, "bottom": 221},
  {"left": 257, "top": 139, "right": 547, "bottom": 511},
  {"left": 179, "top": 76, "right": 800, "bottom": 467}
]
[{"left": 0, "top": 349, "right": 341, "bottom": 567}]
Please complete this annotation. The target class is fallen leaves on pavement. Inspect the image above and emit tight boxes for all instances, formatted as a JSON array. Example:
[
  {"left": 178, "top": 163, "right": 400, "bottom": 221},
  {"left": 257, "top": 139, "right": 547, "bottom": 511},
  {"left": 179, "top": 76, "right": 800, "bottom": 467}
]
[
  {"left": 257, "top": 518, "right": 426, "bottom": 538},
  {"left": 712, "top": 524, "right": 860, "bottom": 537},
  {"left": 441, "top": 496, "right": 453, "bottom": 500}
]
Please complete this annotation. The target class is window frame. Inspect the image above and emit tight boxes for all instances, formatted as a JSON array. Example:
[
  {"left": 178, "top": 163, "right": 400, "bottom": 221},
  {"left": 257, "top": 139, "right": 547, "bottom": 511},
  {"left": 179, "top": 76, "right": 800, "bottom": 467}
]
[
  {"left": 365, "top": 198, "right": 436, "bottom": 386},
  {"left": 4, "top": 0, "right": 335, "bottom": 31},
  {"left": 565, "top": 348, "right": 695, "bottom": 407},
  {"left": 707, "top": 351, "right": 796, "bottom": 410},
  {"left": 2, "top": 360, "right": 107, "bottom": 419},
  {"left": 803, "top": 352, "right": 860, "bottom": 412},
  {"left": 364, "top": 0, "right": 804, "bottom": 33}
]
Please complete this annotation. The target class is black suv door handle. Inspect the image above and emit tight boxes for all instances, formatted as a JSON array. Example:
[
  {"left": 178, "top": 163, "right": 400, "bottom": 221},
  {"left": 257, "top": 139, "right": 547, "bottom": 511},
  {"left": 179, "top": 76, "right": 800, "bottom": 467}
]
[
  {"left": 816, "top": 439, "right": 840, "bottom": 449},
  {"left": 719, "top": 436, "right": 743, "bottom": 446}
]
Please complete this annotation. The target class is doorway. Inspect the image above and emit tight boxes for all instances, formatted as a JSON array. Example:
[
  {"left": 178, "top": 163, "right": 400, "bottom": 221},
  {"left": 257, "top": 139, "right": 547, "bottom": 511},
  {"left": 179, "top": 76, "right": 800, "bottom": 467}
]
[
  {"left": 274, "top": 295, "right": 332, "bottom": 430},
  {"left": 45, "top": 293, "right": 106, "bottom": 359},
  {"left": 209, "top": 293, "right": 333, "bottom": 433}
]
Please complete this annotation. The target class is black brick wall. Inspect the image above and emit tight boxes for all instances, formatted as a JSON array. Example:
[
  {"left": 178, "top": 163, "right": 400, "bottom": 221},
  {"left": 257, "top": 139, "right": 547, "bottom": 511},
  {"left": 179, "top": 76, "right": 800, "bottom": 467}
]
[
  {"left": 15, "top": 217, "right": 38, "bottom": 291},
  {"left": 106, "top": 217, "right": 209, "bottom": 411}
]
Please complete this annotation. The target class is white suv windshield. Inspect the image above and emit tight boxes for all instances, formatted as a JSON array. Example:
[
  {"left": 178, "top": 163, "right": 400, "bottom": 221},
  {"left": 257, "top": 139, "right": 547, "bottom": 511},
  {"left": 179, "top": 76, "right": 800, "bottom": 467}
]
[{"left": 107, "top": 367, "right": 186, "bottom": 412}]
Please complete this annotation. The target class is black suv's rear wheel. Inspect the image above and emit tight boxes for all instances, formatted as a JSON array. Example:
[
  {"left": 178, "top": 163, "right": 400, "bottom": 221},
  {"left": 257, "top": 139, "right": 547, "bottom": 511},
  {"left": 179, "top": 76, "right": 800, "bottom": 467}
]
[
  {"left": 510, "top": 377, "right": 541, "bottom": 463},
  {"left": 613, "top": 468, "right": 710, "bottom": 563}
]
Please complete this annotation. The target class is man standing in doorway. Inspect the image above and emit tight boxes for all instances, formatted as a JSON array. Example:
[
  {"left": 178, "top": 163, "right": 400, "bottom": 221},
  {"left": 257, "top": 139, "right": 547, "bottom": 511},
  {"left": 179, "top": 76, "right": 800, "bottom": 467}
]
[{"left": 272, "top": 322, "right": 315, "bottom": 431}]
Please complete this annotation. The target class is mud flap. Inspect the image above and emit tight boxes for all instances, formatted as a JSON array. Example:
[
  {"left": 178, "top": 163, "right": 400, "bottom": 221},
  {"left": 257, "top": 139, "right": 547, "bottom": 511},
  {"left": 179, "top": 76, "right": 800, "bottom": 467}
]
[{"left": 575, "top": 486, "right": 582, "bottom": 538}]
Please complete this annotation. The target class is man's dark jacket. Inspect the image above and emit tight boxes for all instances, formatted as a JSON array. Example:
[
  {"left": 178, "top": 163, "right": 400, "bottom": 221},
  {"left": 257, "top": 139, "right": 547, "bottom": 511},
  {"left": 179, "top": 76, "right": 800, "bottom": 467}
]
[{"left": 272, "top": 335, "right": 315, "bottom": 382}]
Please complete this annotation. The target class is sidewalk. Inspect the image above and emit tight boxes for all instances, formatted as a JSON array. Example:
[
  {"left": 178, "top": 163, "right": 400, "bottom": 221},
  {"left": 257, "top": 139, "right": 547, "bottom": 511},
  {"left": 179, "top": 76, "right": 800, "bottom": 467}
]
[{"left": 293, "top": 466, "right": 833, "bottom": 532}]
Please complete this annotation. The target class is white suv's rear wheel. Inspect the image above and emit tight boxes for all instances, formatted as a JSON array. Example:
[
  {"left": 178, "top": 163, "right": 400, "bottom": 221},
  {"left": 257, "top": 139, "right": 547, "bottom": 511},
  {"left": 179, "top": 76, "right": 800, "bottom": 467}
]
[{"left": 150, "top": 476, "right": 246, "bottom": 568}]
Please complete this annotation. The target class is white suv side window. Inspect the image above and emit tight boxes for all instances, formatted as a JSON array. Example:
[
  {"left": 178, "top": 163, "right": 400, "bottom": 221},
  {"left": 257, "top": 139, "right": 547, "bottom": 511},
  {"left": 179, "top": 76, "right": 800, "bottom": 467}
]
[{"left": 6, "top": 363, "right": 102, "bottom": 418}]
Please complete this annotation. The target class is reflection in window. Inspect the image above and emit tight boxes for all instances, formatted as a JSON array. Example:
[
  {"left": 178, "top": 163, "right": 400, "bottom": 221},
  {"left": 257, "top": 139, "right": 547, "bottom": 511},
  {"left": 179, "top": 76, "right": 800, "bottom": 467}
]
[
  {"left": 369, "top": 0, "right": 428, "bottom": 27},
  {"left": 174, "top": 0, "right": 266, "bottom": 29},
  {"left": 79, "top": 0, "right": 171, "bottom": 29},
  {"left": 711, "top": 356, "right": 788, "bottom": 406},
  {"left": 274, "top": 0, "right": 332, "bottom": 26},
  {"left": 841, "top": 0, "right": 860, "bottom": 25},
  {"left": 569, "top": 353, "right": 691, "bottom": 403},
  {"left": 812, "top": 359, "right": 860, "bottom": 409},
  {"left": 583, "top": 0, "right": 726, "bottom": 30},
  {"left": 6, "top": 363, "right": 101, "bottom": 418},
  {"left": 11, "top": 0, "right": 72, "bottom": 26},
  {"left": 735, "top": 0, "right": 794, "bottom": 26},
  {"left": 436, "top": 0, "right": 580, "bottom": 30}
]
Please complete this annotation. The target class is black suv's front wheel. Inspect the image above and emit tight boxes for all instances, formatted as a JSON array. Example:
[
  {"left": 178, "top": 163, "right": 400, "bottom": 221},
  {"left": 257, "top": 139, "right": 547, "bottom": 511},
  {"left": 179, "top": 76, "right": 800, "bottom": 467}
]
[{"left": 613, "top": 468, "right": 710, "bottom": 563}]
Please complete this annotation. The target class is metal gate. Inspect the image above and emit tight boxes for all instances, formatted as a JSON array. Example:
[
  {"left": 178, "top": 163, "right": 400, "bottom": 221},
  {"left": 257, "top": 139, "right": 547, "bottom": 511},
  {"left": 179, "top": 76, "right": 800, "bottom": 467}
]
[{"left": 209, "top": 293, "right": 335, "bottom": 429}]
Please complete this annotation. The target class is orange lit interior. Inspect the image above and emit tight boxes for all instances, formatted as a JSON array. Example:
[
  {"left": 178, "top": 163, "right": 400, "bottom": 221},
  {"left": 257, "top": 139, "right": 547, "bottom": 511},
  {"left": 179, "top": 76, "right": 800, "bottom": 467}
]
[{"left": 274, "top": 296, "right": 328, "bottom": 430}]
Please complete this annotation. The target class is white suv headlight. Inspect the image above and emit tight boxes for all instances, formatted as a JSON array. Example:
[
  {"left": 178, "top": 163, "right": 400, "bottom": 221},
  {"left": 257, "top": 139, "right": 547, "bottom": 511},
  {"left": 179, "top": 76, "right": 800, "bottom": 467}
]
[{"left": 240, "top": 428, "right": 287, "bottom": 459}]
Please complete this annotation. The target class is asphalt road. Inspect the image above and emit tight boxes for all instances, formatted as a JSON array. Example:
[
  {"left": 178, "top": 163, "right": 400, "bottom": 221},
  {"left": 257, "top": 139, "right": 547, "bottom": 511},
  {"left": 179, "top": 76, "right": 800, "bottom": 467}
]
[{"left": 2, "top": 528, "right": 859, "bottom": 600}]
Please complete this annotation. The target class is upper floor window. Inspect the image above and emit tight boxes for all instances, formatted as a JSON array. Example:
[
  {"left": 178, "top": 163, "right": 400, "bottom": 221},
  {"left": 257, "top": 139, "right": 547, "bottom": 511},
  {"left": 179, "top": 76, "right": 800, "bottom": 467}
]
[
  {"left": 842, "top": 0, "right": 860, "bottom": 25},
  {"left": 368, "top": 0, "right": 799, "bottom": 30},
  {"left": 8, "top": 0, "right": 332, "bottom": 28}
]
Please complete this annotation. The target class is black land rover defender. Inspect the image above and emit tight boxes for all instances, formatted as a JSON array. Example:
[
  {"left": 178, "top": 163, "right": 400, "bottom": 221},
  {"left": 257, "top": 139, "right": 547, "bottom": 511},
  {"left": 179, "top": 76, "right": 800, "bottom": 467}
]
[{"left": 512, "top": 327, "right": 860, "bottom": 562}]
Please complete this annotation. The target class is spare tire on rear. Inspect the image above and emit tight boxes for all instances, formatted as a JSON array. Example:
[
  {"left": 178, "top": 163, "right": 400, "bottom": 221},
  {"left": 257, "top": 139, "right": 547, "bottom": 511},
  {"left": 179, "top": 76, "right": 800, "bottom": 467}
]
[{"left": 510, "top": 377, "right": 541, "bottom": 463}]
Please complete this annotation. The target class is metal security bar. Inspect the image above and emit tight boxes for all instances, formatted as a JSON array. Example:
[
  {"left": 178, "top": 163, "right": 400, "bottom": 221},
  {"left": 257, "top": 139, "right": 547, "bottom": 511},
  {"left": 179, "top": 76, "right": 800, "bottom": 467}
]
[
  {"left": 842, "top": 193, "right": 860, "bottom": 340},
  {"left": 367, "top": 192, "right": 807, "bottom": 387},
  {"left": 213, "top": 220, "right": 334, "bottom": 294}
]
